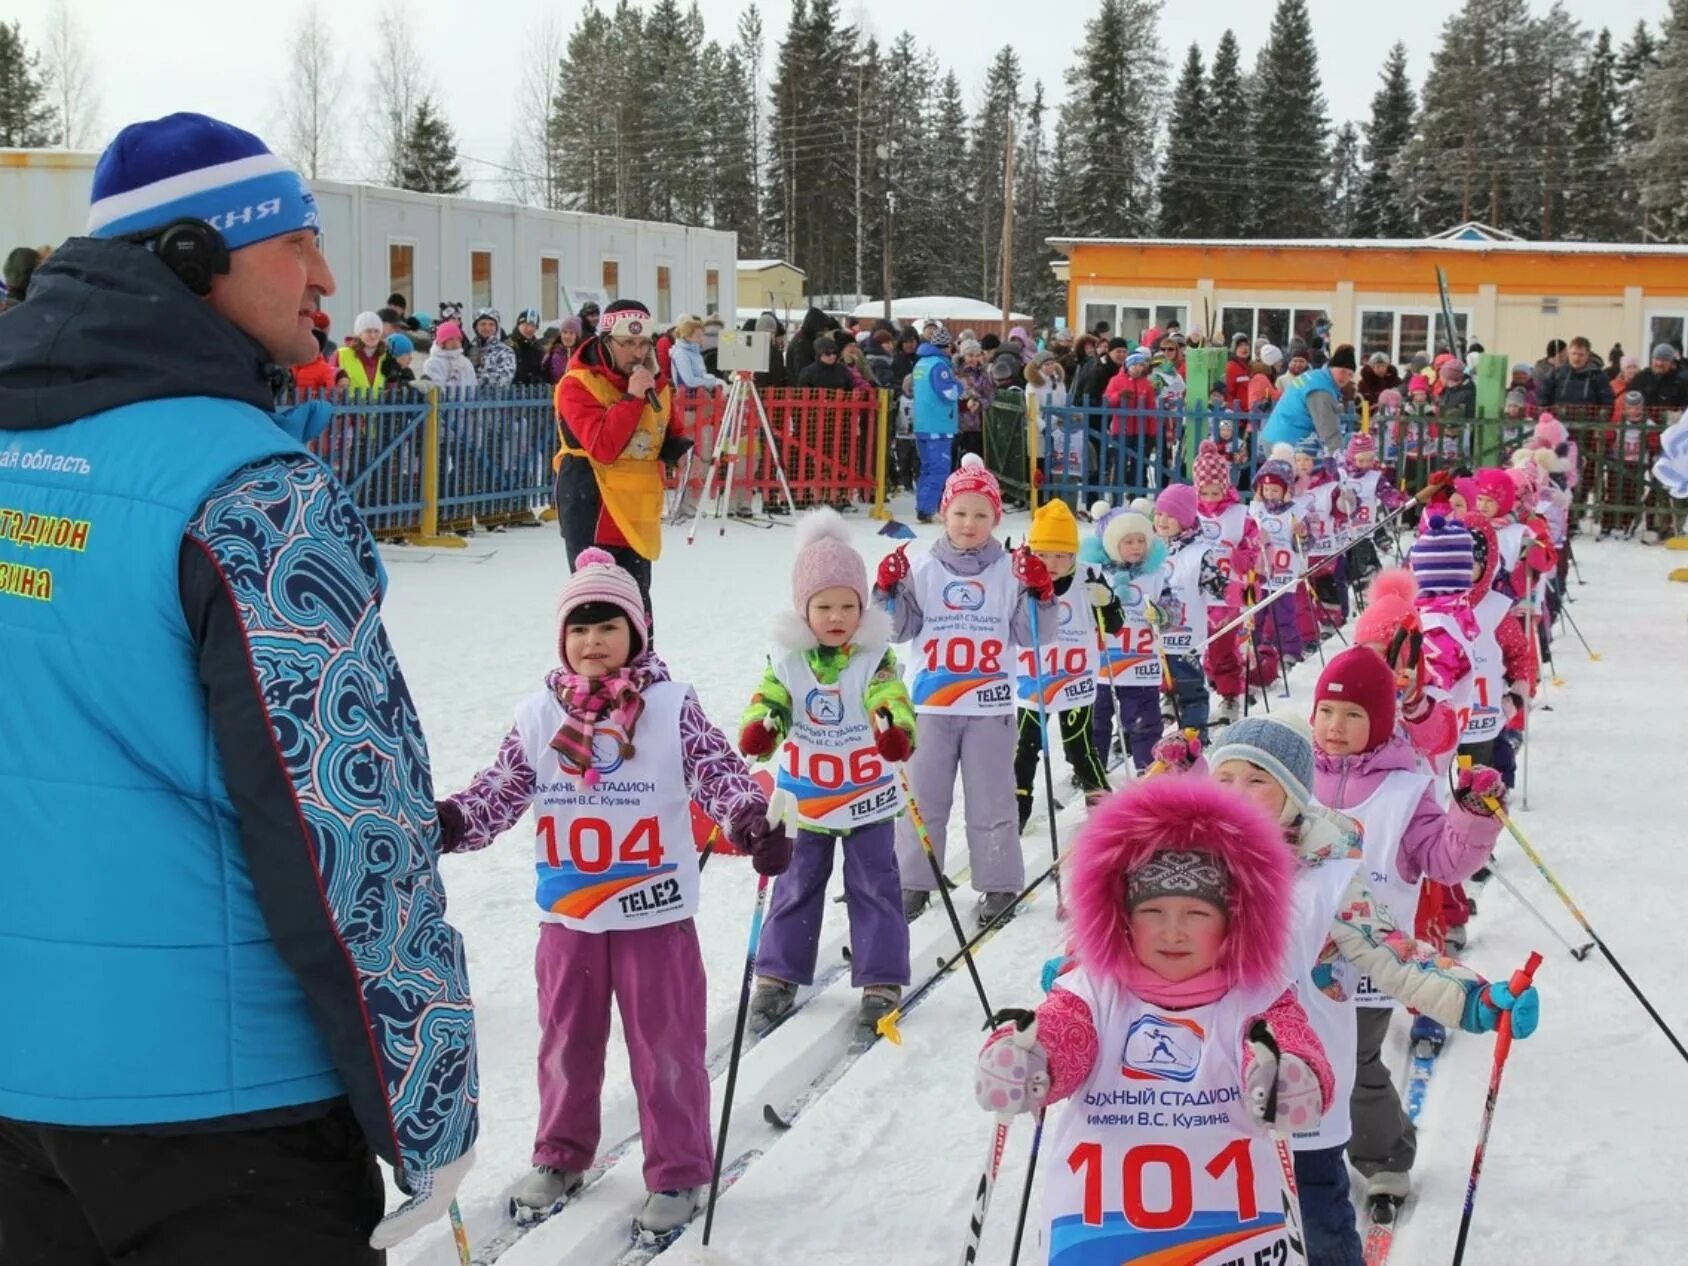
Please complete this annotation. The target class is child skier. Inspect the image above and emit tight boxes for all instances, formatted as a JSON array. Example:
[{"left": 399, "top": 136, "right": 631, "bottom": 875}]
[
  {"left": 875, "top": 452, "right": 1056, "bottom": 927},
  {"left": 1194, "top": 439, "right": 1263, "bottom": 726},
  {"left": 1408, "top": 516, "right": 1481, "bottom": 778},
  {"left": 738, "top": 509, "right": 918, "bottom": 1036},
  {"left": 1341, "top": 431, "right": 1404, "bottom": 591},
  {"left": 1210, "top": 715, "right": 1540, "bottom": 1261},
  {"left": 1308, "top": 647, "right": 1506, "bottom": 1222},
  {"left": 437, "top": 549, "right": 789, "bottom": 1239},
  {"left": 895, "top": 374, "right": 917, "bottom": 493},
  {"left": 1292, "top": 436, "right": 1351, "bottom": 639},
  {"left": 1149, "top": 481, "right": 1227, "bottom": 741},
  {"left": 970, "top": 776, "right": 1336, "bottom": 1265},
  {"left": 1089, "top": 499, "right": 1169, "bottom": 772},
  {"left": 1248, "top": 454, "right": 1306, "bottom": 670},
  {"left": 1013, "top": 498, "right": 1111, "bottom": 826}
]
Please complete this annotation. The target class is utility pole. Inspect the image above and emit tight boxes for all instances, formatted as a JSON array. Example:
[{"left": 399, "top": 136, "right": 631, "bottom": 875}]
[
  {"left": 999, "top": 118, "right": 1016, "bottom": 330},
  {"left": 883, "top": 192, "right": 894, "bottom": 323}
]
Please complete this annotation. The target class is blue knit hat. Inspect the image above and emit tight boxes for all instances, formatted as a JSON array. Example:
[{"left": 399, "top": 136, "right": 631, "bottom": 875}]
[
  {"left": 87, "top": 113, "right": 318, "bottom": 252},
  {"left": 387, "top": 333, "right": 414, "bottom": 359},
  {"left": 1209, "top": 715, "right": 1315, "bottom": 821},
  {"left": 1294, "top": 434, "right": 1324, "bottom": 457},
  {"left": 1410, "top": 514, "right": 1475, "bottom": 596}
]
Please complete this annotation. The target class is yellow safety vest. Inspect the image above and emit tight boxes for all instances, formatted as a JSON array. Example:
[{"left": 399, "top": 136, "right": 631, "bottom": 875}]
[
  {"left": 335, "top": 345, "right": 386, "bottom": 392},
  {"left": 555, "top": 369, "right": 672, "bottom": 561}
]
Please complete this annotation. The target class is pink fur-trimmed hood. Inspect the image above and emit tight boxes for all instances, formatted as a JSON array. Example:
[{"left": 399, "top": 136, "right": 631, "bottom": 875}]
[{"left": 1068, "top": 777, "right": 1296, "bottom": 995}]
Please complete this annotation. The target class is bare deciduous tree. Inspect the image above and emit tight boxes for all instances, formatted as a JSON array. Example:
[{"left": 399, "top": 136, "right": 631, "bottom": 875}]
[
  {"left": 504, "top": 15, "right": 566, "bottom": 208},
  {"left": 366, "top": 2, "right": 431, "bottom": 186},
  {"left": 41, "top": 0, "right": 98, "bottom": 149},
  {"left": 276, "top": 0, "right": 344, "bottom": 180}
]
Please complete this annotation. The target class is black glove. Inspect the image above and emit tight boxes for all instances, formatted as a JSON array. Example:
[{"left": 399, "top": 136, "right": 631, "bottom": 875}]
[{"left": 658, "top": 433, "right": 695, "bottom": 467}]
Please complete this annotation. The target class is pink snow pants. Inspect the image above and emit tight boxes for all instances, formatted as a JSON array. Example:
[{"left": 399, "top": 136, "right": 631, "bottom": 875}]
[{"left": 533, "top": 919, "right": 713, "bottom": 1190}]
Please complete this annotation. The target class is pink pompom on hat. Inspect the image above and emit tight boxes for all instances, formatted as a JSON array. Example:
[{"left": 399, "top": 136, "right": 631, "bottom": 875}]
[
  {"left": 1534, "top": 413, "right": 1568, "bottom": 448},
  {"left": 557, "top": 547, "right": 649, "bottom": 668},
  {"left": 1354, "top": 568, "right": 1419, "bottom": 651},
  {"left": 1154, "top": 483, "right": 1198, "bottom": 530},
  {"left": 939, "top": 452, "right": 1003, "bottom": 521}
]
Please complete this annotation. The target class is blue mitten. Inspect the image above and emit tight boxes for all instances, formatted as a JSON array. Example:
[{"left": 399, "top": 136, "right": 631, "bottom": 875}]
[
  {"left": 1461, "top": 980, "right": 1541, "bottom": 1039},
  {"left": 1040, "top": 954, "right": 1072, "bottom": 995}
]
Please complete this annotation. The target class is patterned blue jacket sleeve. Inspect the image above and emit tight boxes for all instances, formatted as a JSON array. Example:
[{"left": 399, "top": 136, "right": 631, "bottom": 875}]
[{"left": 183, "top": 453, "right": 478, "bottom": 1178}]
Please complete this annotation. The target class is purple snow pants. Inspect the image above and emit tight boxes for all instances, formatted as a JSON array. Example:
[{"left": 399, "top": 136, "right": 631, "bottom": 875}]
[
  {"left": 1094, "top": 683, "right": 1163, "bottom": 772},
  {"left": 534, "top": 919, "right": 712, "bottom": 1190},
  {"left": 755, "top": 818, "right": 910, "bottom": 988},
  {"left": 895, "top": 712, "right": 1024, "bottom": 894}
]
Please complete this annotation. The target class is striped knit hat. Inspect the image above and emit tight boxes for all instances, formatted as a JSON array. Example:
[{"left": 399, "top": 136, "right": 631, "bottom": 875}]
[
  {"left": 1409, "top": 515, "right": 1474, "bottom": 596},
  {"left": 558, "top": 547, "right": 649, "bottom": 668},
  {"left": 87, "top": 113, "right": 318, "bottom": 251},
  {"left": 1346, "top": 432, "right": 1377, "bottom": 461},
  {"left": 941, "top": 452, "right": 1003, "bottom": 521}
]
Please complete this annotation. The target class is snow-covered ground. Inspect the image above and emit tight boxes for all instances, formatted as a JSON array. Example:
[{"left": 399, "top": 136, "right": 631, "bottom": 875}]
[{"left": 382, "top": 504, "right": 1688, "bottom": 1266}]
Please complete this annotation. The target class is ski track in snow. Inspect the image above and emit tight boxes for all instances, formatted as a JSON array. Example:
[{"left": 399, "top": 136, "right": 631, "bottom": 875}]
[{"left": 382, "top": 508, "right": 1688, "bottom": 1266}]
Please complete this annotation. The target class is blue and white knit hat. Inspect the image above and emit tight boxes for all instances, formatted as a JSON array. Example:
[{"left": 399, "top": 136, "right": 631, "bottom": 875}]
[
  {"left": 87, "top": 113, "right": 318, "bottom": 251},
  {"left": 1294, "top": 434, "right": 1324, "bottom": 457},
  {"left": 1208, "top": 715, "right": 1315, "bottom": 822},
  {"left": 1409, "top": 515, "right": 1474, "bottom": 596}
]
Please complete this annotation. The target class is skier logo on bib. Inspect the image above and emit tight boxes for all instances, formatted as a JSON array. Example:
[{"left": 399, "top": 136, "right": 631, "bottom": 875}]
[
  {"left": 1122, "top": 1013, "right": 1204, "bottom": 1082},
  {"left": 587, "top": 724, "right": 630, "bottom": 776},
  {"left": 942, "top": 578, "right": 987, "bottom": 611},
  {"left": 803, "top": 687, "right": 846, "bottom": 727}
]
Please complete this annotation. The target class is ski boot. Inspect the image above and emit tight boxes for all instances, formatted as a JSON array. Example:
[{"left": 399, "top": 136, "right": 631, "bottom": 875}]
[
  {"left": 1443, "top": 923, "right": 1468, "bottom": 953},
  {"left": 975, "top": 890, "right": 1018, "bottom": 929},
  {"left": 857, "top": 984, "right": 901, "bottom": 1039},
  {"left": 632, "top": 1187, "right": 705, "bottom": 1247},
  {"left": 511, "top": 1165, "right": 587, "bottom": 1224},
  {"left": 1410, "top": 1014, "right": 1447, "bottom": 1058},
  {"left": 1214, "top": 695, "right": 1241, "bottom": 729},
  {"left": 1365, "top": 1171, "right": 1410, "bottom": 1226},
  {"left": 749, "top": 977, "right": 798, "bottom": 1032},
  {"left": 1160, "top": 691, "right": 1178, "bottom": 727},
  {"left": 901, "top": 888, "right": 931, "bottom": 922}
]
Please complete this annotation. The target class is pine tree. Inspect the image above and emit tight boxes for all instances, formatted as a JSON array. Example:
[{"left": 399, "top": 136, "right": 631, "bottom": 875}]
[
  {"left": 1327, "top": 122, "right": 1362, "bottom": 237},
  {"left": 736, "top": 5, "right": 766, "bottom": 253},
  {"left": 551, "top": 4, "right": 616, "bottom": 215},
  {"left": 1156, "top": 43, "right": 1210, "bottom": 236},
  {"left": 1631, "top": 0, "right": 1688, "bottom": 241},
  {"left": 1013, "top": 80, "right": 1061, "bottom": 322},
  {"left": 706, "top": 44, "right": 760, "bottom": 238},
  {"left": 0, "top": 20, "right": 58, "bottom": 147},
  {"left": 971, "top": 46, "right": 1022, "bottom": 299},
  {"left": 927, "top": 70, "right": 975, "bottom": 293},
  {"left": 640, "top": 0, "right": 703, "bottom": 225},
  {"left": 1353, "top": 42, "right": 1415, "bottom": 238},
  {"left": 1070, "top": 0, "right": 1165, "bottom": 240},
  {"left": 399, "top": 96, "right": 466, "bottom": 194},
  {"left": 877, "top": 33, "right": 942, "bottom": 297},
  {"left": 1615, "top": 19, "right": 1657, "bottom": 143},
  {"left": 1205, "top": 31, "right": 1250, "bottom": 236},
  {"left": 1562, "top": 28, "right": 1628, "bottom": 241},
  {"left": 1247, "top": 0, "right": 1330, "bottom": 236}
]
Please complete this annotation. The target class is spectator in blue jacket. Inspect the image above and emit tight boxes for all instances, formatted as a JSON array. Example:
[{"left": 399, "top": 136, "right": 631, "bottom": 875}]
[
  {"left": 1260, "top": 342, "right": 1356, "bottom": 455},
  {"left": 0, "top": 113, "right": 478, "bottom": 1263},
  {"left": 913, "top": 327, "right": 961, "bottom": 522}
]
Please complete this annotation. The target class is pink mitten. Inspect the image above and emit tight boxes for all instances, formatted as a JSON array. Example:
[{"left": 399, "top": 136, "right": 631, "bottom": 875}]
[
  {"left": 1243, "top": 1042, "right": 1323, "bottom": 1133},
  {"left": 974, "top": 1022, "right": 1050, "bottom": 1116},
  {"left": 1151, "top": 734, "right": 1202, "bottom": 773},
  {"left": 1455, "top": 764, "right": 1506, "bottom": 815}
]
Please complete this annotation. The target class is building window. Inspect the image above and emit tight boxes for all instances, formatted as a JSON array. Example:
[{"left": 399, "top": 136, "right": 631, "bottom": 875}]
[
  {"left": 602, "top": 259, "right": 620, "bottom": 301},
  {"left": 1154, "top": 304, "right": 1188, "bottom": 335},
  {"left": 705, "top": 268, "right": 721, "bottom": 318},
  {"left": 471, "top": 250, "right": 492, "bottom": 311},
  {"left": 1360, "top": 307, "right": 1471, "bottom": 364},
  {"left": 388, "top": 243, "right": 415, "bottom": 310},
  {"left": 1081, "top": 300, "right": 1177, "bottom": 345},
  {"left": 1647, "top": 312, "right": 1686, "bottom": 357},
  {"left": 656, "top": 265, "right": 673, "bottom": 324},
  {"left": 1219, "top": 305, "right": 1328, "bottom": 354},
  {"left": 540, "top": 256, "right": 561, "bottom": 323}
]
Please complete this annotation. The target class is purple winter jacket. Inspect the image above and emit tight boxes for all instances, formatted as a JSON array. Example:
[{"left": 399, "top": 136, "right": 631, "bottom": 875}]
[{"left": 1313, "top": 730, "right": 1500, "bottom": 887}]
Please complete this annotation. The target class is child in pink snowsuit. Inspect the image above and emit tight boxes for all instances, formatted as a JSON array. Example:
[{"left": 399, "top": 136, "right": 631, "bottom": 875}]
[
  {"left": 971, "top": 776, "right": 1335, "bottom": 1264},
  {"left": 1193, "top": 438, "right": 1264, "bottom": 723},
  {"left": 437, "top": 549, "right": 789, "bottom": 1237}
]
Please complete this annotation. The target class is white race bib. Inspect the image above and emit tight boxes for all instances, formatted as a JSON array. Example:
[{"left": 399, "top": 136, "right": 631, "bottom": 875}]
[
  {"left": 1016, "top": 594, "right": 1097, "bottom": 713},
  {"left": 773, "top": 647, "right": 904, "bottom": 829},
  {"left": 907, "top": 553, "right": 1017, "bottom": 715}
]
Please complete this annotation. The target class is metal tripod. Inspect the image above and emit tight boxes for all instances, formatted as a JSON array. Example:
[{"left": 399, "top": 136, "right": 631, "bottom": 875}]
[{"left": 687, "top": 370, "right": 800, "bottom": 543}]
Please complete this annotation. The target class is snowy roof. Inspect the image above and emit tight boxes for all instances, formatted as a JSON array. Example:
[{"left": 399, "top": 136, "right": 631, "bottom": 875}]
[
  {"left": 848, "top": 296, "right": 1033, "bottom": 322},
  {"left": 1047, "top": 235, "right": 1688, "bottom": 257},
  {"left": 1425, "top": 220, "right": 1522, "bottom": 242},
  {"left": 737, "top": 259, "right": 806, "bottom": 275}
]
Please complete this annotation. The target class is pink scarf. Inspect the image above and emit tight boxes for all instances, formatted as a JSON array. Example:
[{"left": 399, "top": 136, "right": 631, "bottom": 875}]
[
  {"left": 549, "top": 664, "right": 651, "bottom": 786},
  {"left": 1122, "top": 959, "right": 1232, "bottom": 1009}
]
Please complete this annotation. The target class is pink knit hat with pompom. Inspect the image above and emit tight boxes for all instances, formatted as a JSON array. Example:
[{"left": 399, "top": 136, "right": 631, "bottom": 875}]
[{"left": 557, "top": 547, "right": 649, "bottom": 667}]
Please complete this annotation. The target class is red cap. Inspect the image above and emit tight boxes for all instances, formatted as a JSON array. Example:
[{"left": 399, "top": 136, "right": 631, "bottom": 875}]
[{"left": 1313, "top": 647, "right": 1398, "bottom": 753}]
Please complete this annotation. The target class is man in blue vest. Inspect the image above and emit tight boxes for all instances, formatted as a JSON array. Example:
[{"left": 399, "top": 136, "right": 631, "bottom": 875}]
[
  {"left": 1260, "top": 342, "right": 1357, "bottom": 455},
  {"left": 912, "top": 327, "right": 961, "bottom": 522},
  {"left": 0, "top": 114, "right": 477, "bottom": 1262}
]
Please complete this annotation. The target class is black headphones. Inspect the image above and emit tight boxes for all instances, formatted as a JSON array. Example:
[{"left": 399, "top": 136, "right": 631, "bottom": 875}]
[{"left": 125, "top": 219, "right": 230, "bottom": 297}]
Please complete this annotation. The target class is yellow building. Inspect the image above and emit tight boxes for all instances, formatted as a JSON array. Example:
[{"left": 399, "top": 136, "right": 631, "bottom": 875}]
[
  {"left": 736, "top": 259, "right": 808, "bottom": 323},
  {"left": 1051, "top": 224, "right": 1688, "bottom": 364}
]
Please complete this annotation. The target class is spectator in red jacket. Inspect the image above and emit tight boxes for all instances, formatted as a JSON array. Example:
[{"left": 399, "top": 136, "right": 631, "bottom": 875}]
[
  {"left": 1224, "top": 332, "right": 1253, "bottom": 409},
  {"left": 1105, "top": 348, "right": 1159, "bottom": 489}
]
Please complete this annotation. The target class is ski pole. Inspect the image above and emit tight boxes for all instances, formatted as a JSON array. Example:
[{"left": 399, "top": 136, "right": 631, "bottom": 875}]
[
  {"left": 1247, "top": 1021, "right": 1309, "bottom": 1266},
  {"left": 895, "top": 762, "right": 995, "bottom": 1025},
  {"left": 1488, "top": 866, "right": 1593, "bottom": 961},
  {"left": 703, "top": 791, "right": 790, "bottom": 1244},
  {"left": 1007, "top": 1112, "right": 1045, "bottom": 1266},
  {"left": 1025, "top": 598, "right": 1066, "bottom": 917},
  {"left": 1265, "top": 582, "right": 1292, "bottom": 700},
  {"left": 1242, "top": 572, "right": 1269, "bottom": 716},
  {"left": 1485, "top": 797, "right": 1688, "bottom": 1066},
  {"left": 447, "top": 1200, "right": 472, "bottom": 1266},
  {"left": 959, "top": 1022, "right": 1039, "bottom": 1266},
  {"left": 1450, "top": 952, "right": 1544, "bottom": 1266},
  {"left": 1558, "top": 600, "right": 1601, "bottom": 661},
  {"left": 1146, "top": 614, "right": 1186, "bottom": 734}
]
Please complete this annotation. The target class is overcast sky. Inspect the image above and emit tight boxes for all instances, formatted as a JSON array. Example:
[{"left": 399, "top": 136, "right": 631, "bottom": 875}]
[{"left": 11, "top": 0, "right": 1667, "bottom": 197}]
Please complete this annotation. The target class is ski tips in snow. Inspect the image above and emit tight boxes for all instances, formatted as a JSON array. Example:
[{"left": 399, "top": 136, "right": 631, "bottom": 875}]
[{"left": 878, "top": 518, "right": 916, "bottom": 540}]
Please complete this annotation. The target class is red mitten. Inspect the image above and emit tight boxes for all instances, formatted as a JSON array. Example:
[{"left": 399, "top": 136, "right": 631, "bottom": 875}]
[
  {"left": 1013, "top": 546, "right": 1054, "bottom": 603},
  {"left": 738, "top": 716, "right": 779, "bottom": 758},
  {"left": 1455, "top": 764, "right": 1506, "bottom": 816},
  {"left": 874, "top": 722, "right": 913, "bottom": 763},
  {"left": 876, "top": 543, "right": 911, "bottom": 593}
]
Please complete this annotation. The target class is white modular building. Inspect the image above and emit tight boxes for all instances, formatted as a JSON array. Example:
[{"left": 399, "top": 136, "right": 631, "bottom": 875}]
[{"left": 1, "top": 149, "right": 737, "bottom": 332}]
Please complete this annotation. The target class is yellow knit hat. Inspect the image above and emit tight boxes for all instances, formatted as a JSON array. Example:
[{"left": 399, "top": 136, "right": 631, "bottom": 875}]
[{"left": 1027, "top": 498, "right": 1080, "bottom": 554}]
